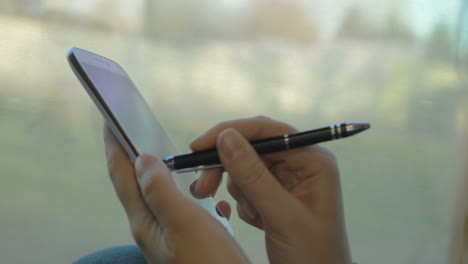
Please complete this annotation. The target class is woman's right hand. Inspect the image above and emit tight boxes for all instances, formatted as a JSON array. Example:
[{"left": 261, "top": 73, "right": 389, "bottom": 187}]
[{"left": 190, "top": 116, "right": 352, "bottom": 264}]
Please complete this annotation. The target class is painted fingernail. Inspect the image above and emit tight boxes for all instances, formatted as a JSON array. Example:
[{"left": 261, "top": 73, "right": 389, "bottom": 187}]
[
  {"left": 189, "top": 180, "right": 198, "bottom": 195},
  {"left": 190, "top": 180, "right": 208, "bottom": 199}
]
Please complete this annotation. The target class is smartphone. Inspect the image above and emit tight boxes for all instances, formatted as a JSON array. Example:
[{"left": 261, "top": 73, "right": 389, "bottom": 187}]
[{"left": 67, "top": 47, "right": 233, "bottom": 236}]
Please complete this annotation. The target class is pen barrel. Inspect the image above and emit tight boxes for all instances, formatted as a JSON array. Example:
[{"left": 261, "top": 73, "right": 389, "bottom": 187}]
[
  {"left": 287, "top": 128, "right": 333, "bottom": 148},
  {"left": 172, "top": 128, "right": 333, "bottom": 170},
  {"left": 172, "top": 136, "right": 287, "bottom": 169},
  {"left": 172, "top": 150, "right": 220, "bottom": 169},
  {"left": 251, "top": 136, "right": 288, "bottom": 154},
  {"left": 170, "top": 123, "right": 371, "bottom": 171}
]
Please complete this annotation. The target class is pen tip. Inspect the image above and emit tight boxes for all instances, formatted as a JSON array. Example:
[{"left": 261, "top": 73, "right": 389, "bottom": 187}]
[{"left": 344, "top": 122, "right": 370, "bottom": 136}]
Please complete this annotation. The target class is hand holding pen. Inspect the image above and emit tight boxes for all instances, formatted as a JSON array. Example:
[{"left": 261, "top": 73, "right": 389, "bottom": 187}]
[
  {"left": 104, "top": 116, "right": 365, "bottom": 264},
  {"left": 188, "top": 116, "right": 361, "bottom": 264}
]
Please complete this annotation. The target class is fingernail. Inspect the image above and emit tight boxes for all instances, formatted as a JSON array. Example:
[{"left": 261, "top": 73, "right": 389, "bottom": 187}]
[
  {"left": 190, "top": 180, "right": 208, "bottom": 199},
  {"left": 189, "top": 179, "right": 198, "bottom": 195},
  {"left": 135, "top": 156, "right": 144, "bottom": 178},
  {"left": 219, "top": 129, "right": 244, "bottom": 160}
]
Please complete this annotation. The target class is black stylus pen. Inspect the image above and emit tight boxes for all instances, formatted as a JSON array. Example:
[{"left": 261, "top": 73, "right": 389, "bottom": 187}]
[{"left": 164, "top": 122, "right": 370, "bottom": 173}]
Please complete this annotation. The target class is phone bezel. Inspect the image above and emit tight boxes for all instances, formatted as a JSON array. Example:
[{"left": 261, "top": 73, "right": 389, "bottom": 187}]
[{"left": 67, "top": 47, "right": 139, "bottom": 162}]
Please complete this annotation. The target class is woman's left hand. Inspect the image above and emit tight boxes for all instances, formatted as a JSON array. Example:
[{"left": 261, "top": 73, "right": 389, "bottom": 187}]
[{"left": 103, "top": 125, "right": 249, "bottom": 264}]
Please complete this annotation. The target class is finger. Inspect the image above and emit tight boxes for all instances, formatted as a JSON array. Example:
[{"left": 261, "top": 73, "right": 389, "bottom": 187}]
[
  {"left": 216, "top": 200, "right": 231, "bottom": 220},
  {"left": 191, "top": 168, "right": 223, "bottom": 199},
  {"left": 227, "top": 177, "right": 257, "bottom": 220},
  {"left": 135, "top": 154, "right": 198, "bottom": 231},
  {"left": 236, "top": 203, "right": 263, "bottom": 230},
  {"left": 217, "top": 128, "right": 299, "bottom": 223},
  {"left": 190, "top": 116, "right": 296, "bottom": 151},
  {"left": 103, "top": 125, "right": 149, "bottom": 217}
]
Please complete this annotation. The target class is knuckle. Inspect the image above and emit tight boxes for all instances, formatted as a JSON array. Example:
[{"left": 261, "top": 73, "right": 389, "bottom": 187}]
[
  {"left": 317, "top": 146, "right": 339, "bottom": 168},
  {"left": 325, "top": 150, "right": 338, "bottom": 166},
  {"left": 307, "top": 146, "right": 340, "bottom": 177},
  {"left": 216, "top": 120, "right": 234, "bottom": 131}
]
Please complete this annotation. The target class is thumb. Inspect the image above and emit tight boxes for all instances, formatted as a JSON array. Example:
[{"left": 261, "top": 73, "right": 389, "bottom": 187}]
[
  {"left": 135, "top": 154, "right": 194, "bottom": 230},
  {"left": 217, "top": 128, "right": 296, "bottom": 222}
]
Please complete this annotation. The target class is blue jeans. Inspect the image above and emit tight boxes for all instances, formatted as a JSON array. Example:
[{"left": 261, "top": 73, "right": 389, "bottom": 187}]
[{"left": 73, "top": 245, "right": 147, "bottom": 264}]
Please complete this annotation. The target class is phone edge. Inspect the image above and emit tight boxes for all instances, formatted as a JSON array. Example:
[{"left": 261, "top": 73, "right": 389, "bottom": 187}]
[{"left": 67, "top": 48, "right": 139, "bottom": 162}]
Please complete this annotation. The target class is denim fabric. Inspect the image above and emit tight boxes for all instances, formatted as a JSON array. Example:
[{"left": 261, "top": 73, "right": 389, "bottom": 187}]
[{"left": 73, "top": 245, "right": 147, "bottom": 264}]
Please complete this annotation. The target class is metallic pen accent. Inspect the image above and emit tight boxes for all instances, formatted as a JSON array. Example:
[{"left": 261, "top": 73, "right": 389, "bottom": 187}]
[{"left": 283, "top": 134, "right": 290, "bottom": 150}]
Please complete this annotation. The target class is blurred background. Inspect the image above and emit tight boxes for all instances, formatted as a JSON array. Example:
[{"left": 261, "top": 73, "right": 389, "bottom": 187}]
[{"left": 0, "top": 0, "right": 466, "bottom": 263}]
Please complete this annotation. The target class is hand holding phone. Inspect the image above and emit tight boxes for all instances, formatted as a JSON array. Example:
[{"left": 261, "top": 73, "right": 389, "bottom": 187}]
[
  {"left": 67, "top": 47, "right": 245, "bottom": 262},
  {"left": 67, "top": 47, "right": 232, "bottom": 231},
  {"left": 103, "top": 126, "right": 247, "bottom": 263}
]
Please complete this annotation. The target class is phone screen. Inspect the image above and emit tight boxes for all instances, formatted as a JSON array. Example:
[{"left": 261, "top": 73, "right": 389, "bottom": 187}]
[
  {"left": 68, "top": 48, "right": 233, "bottom": 236},
  {"left": 82, "top": 62, "right": 173, "bottom": 159}
]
